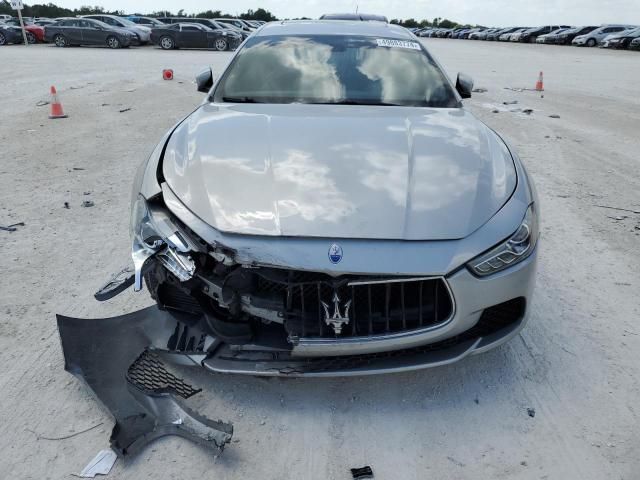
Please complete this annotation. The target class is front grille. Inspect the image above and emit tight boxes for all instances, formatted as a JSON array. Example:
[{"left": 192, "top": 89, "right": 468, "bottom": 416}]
[{"left": 258, "top": 273, "right": 453, "bottom": 339}]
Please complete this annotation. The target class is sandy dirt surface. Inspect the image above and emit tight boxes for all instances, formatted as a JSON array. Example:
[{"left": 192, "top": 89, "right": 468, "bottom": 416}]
[{"left": 0, "top": 40, "right": 639, "bottom": 479}]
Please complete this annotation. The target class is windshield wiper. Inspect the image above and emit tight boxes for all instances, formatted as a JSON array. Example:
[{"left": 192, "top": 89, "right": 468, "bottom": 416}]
[{"left": 222, "top": 96, "right": 263, "bottom": 103}]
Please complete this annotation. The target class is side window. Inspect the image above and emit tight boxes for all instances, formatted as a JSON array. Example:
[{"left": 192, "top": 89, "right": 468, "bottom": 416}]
[
  {"left": 67, "top": 20, "right": 79, "bottom": 27},
  {"left": 102, "top": 17, "right": 115, "bottom": 26},
  {"left": 183, "top": 25, "right": 200, "bottom": 31},
  {"left": 79, "top": 20, "right": 91, "bottom": 28}
]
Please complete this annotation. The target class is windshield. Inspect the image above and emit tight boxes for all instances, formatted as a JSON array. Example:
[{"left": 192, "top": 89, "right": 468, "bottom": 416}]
[
  {"left": 214, "top": 35, "right": 458, "bottom": 107},
  {"left": 117, "top": 17, "right": 136, "bottom": 27}
]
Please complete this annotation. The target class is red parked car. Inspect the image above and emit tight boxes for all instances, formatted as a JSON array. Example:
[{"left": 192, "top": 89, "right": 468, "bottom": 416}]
[{"left": 2, "top": 18, "right": 45, "bottom": 43}]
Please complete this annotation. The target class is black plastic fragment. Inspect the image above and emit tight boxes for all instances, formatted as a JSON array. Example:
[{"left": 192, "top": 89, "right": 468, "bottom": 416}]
[
  {"left": 56, "top": 306, "right": 233, "bottom": 457},
  {"left": 94, "top": 265, "right": 135, "bottom": 301},
  {"left": 351, "top": 466, "right": 374, "bottom": 479}
]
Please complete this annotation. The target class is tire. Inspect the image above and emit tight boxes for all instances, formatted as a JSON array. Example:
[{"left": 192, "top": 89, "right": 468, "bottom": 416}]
[
  {"left": 214, "top": 38, "right": 228, "bottom": 51},
  {"left": 159, "top": 36, "right": 175, "bottom": 50},
  {"left": 54, "top": 34, "right": 67, "bottom": 47},
  {"left": 0, "top": 33, "right": 6, "bottom": 46},
  {"left": 586, "top": 38, "right": 596, "bottom": 47},
  {"left": 26, "top": 31, "right": 37, "bottom": 44},
  {"left": 529, "top": 36, "right": 536, "bottom": 43},
  {"left": 106, "top": 35, "right": 120, "bottom": 49}
]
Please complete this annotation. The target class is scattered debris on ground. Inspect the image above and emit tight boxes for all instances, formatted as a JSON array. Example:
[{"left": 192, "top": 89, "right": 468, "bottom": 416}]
[
  {"left": 527, "top": 408, "right": 536, "bottom": 418},
  {"left": 549, "top": 114, "right": 561, "bottom": 119},
  {"left": 472, "top": 87, "right": 488, "bottom": 93},
  {"left": 523, "top": 109, "right": 533, "bottom": 115},
  {"left": 503, "top": 100, "right": 518, "bottom": 105},
  {"left": 26, "top": 422, "right": 103, "bottom": 441},
  {"left": 594, "top": 205, "right": 640, "bottom": 214},
  {"left": 351, "top": 466, "right": 374, "bottom": 479},
  {"left": 64, "top": 202, "right": 70, "bottom": 209},
  {"left": 75, "top": 449, "right": 117, "bottom": 478},
  {"left": 72, "top": 167, "right": 85, "bottom": 171},
  {"left": 118, "top": 107, "right": 131, "bottom": 113},
  {"left": 36, "top": 100, "right": 49, "bottom": 107},
  {"left": 82, "top": 200, "right": 95, "bottom": 208},
  {"left": 0, "top": 222, "right": 25, "bottom": 232}
]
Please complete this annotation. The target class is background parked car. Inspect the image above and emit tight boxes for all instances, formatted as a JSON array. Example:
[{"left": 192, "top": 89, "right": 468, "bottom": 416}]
[
  {"left": 572, "top": 25, "right": 633, "bottom": 46},
  {"left": 554, "top": 26, "right": 598, "bottom": 44},
  {"left": 487, "top": 27, "right": 518, "bottom": 41},
  {"left": 601, "top": 27, "right": 640, "bottom": 48},
  {"left": 44, "top": 17, "right": 133, "bottom": 48},
  {"left": 151, "top": 22, "right": 241, "bottom": 51},
  {"left": 536, "top": 28, "right": 571, "bottom": 44},
  {"left": 214, "top": 18, "right": 255, "bottom": 33},
  {"left": 126, "top": 16, "right": 166, "bottom": 27},
  {"left": 501, "top": 28, "right": 528, "bottom": 41},
  {"left": 158, "top": 17, "right": 247, "bottom": 40},
  {"left": 0, "top": 24, "right": 23, "bottom": 45},
  {"left": 33, "top": 18, "right": 56, "bottom": 27},
  {"left": 82, "top": 14, "right": 151, "bottom": 44},
  {"left": 519, "top": 25, "right": 570, "bottom": 42},
  {"left": 1, "top": 18, "right": 44, "bottom": 43}
]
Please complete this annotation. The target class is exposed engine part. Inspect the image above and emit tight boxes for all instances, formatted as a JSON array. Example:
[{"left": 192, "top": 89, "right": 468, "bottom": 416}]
[{"left": 157, "top": 247, "right": 196, "bottom": 282}]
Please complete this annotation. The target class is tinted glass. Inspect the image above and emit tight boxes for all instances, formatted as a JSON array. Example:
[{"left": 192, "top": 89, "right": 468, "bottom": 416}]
[{"left": 215, "top": 35, "right": 458, "bottom": 107}]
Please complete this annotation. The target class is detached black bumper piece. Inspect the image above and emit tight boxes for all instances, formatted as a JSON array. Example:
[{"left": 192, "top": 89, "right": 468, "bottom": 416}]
[{"left": 56, "top": 307, "right": 233, "bottom": 457}]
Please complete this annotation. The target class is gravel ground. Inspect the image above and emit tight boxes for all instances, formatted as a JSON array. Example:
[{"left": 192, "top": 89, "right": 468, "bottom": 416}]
[{"left": 0, "top": 40, "right": 639, "bottom": 479}]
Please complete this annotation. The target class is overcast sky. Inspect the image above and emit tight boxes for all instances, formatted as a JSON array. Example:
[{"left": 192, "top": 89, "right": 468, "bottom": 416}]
[{"left": 52, "top": 0, "right": 640, "bottom": 26}]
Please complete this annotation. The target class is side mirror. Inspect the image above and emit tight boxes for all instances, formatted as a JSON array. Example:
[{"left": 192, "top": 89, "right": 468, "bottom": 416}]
[
  {"left": 455, "top": 73, "right": 474, "bottom": 99},
  {"left": 196, "top": 67, "right": 213, "bottom": 93}
]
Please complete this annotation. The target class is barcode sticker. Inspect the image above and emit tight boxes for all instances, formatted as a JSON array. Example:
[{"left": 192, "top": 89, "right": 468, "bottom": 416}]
[{"left": 376, "top": 39, "right": 421, "bottom": 50}]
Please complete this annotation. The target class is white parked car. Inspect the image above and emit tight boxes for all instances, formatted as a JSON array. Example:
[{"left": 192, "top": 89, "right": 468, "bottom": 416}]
[{"left": 572, "top": 25, "right": 635, "bottom": 46}]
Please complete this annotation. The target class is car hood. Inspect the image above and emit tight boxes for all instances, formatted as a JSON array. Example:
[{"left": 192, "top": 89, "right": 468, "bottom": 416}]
[{"left": 162, "top": 104, "right": 517, "bottom": 240}]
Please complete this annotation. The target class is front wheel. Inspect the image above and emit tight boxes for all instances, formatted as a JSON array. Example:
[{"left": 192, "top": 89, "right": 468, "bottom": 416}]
[
  {"left": 106, "top": 36, "right": 121, "bottom": 49},
  {"left": 586, "top": 38, "right": 596, "bottom": 47},
  {"left": 214, "top": 38, "right": 228, "bottom": 51},
  {"left": 0, "top": 33, "right": 6, "bottom": 46},
  {"left": 26, "top": 31, "right": 37, "bottom": 44},
  {"left": 159, "top": 36, "right": 175, "bottom": 50},
  {"left": 54, "top": 34, "right": 67, "bottom": 47}
]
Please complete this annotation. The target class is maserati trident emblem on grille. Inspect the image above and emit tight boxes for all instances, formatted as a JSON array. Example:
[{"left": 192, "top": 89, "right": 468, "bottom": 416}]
[{"left": 321, "top": 292, "right": 352, "bottom": 335}]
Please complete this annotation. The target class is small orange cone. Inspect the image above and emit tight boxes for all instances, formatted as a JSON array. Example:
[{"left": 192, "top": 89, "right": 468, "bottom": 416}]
[
  {"left": 49, "top": 86, "right": 67, "bottom": 119},
  {"left": 535, "top": 71, "right": 544, "bottom": 92},
  {"left": 162, "top": 69, "right": 174, "bottom": 80}
]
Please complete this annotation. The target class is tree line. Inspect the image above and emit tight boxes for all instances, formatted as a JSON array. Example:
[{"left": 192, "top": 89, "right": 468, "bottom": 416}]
[
  {"left": 0, "top": 1, "right": 471, "bottom": 27},
  {"left": 0, "top": 2, "right": 278, "bottom": 21}
]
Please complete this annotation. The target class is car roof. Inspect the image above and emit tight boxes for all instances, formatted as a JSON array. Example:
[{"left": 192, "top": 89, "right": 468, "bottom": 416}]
[{"left": 254, "top": 20, "right": 412, "bottom": 39}]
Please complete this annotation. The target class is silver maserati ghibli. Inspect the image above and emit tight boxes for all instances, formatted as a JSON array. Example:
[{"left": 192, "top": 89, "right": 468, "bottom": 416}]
[{"left": 66, "top": 21, "right": 539, "bottom": 381}]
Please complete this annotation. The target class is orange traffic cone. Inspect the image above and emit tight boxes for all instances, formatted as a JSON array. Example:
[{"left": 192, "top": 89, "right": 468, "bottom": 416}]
[
  {"left": 535, "top": 71, "right": 544, "bottom": 92},
  {"left": 49, "top": 86, "right": 67, "bottom": 119}
]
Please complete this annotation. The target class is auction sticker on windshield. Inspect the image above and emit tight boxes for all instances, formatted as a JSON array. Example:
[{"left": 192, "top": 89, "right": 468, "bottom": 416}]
[{"left": 376, "top": 38, "right": 421, "bottom": 50}]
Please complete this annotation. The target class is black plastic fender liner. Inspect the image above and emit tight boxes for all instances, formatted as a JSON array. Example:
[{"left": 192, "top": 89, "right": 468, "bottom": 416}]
[{"left": 56, "top": 306, "right": 233, "bottom": 457}]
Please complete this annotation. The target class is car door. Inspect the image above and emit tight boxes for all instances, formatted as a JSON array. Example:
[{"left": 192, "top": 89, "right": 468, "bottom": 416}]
[
  {"left": 180, "top": 24, "right": 206, "bottom": 48},
  {"left": 80, "top": 19, "right": 104, "bottom": 45},
  {"left": 63, "top": 19, "right": 83, "bottom": 43}
]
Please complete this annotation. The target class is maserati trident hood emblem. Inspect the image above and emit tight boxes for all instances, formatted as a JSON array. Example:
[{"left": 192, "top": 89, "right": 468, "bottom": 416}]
[{"left": 321, "top": 292, "right": 352, "bottom": 335}]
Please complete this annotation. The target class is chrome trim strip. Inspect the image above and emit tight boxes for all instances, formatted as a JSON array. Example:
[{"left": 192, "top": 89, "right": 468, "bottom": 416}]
[{"left": 347, "top": 276, "right": 438, "bottom": 286}]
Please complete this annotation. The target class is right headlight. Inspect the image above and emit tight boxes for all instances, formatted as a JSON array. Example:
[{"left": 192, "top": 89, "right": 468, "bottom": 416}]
[{"left": 468, "top": 203, "right": 538, "bottom": 277}]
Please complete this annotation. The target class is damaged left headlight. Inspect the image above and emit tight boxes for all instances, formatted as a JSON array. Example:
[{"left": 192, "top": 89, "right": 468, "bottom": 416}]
[
  {"left": 467, "top": 203, "right": 538, "bottom": 277},
  {"left": 131, "top": 195, "right": 198, "bottom": 291}
]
